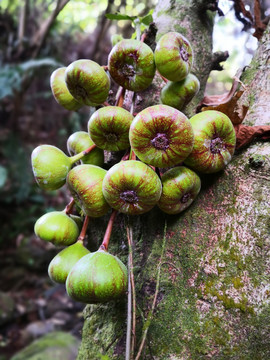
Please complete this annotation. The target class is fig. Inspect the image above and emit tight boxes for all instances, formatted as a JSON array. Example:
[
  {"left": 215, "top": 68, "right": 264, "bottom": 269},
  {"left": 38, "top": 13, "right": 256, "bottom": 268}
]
[
  {"left": 31, "top": 145, "right": 73, "bottom": 190},
  {"left": 154, "top": 32, "right": 193, "bottom": 82},
  {"left": 67, "top": 131, "right": 104, "bottom": 167},
  {"left": 66, "top": 250, "right": 127, "bottom": 303},
  {"left": 102, "top": 160, "right": 162, "bottom": 215},
  {"left": 88, "top": 106, "right": 134, "bottom": 151},
  {"left": 184, "top": 110, "right": 236, "bottom": 173},
  {"left": 48, "top": 241, "right": 90, "bottom": 284},
  {"left": 67, "top": 164, "right": 110, "bottom": 217},
  {"left": 160, "top": 74, "right": 200, "bottom": 110},
  {"left": 65, "top": 59, "right": 110, "bottom": 106},
  {"left": 108, "top": 39, "right": 156, "bottom": 92},
  {"left": 34, "top": 211, "right": 79, "bottom": 246},
  {"left": 158, "top": 166, "right": 201, "bottom": 215},
  {"left": 50, "top": 67, "right": 81, "bottom": 111},
  {"left": 129, "top": 104, "right": 194, "bottom": 168}
]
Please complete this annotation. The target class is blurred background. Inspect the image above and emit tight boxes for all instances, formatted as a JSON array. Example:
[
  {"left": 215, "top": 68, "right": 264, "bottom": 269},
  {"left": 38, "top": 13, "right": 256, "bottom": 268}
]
[{"left": 0, "top": 0, "right": 268, "bottom": 359}]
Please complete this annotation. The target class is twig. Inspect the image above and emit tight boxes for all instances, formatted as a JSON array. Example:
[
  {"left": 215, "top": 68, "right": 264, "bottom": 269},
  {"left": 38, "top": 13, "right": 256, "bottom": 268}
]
[{"left": 134, "top": 220, "right": 167, "bottom": 360}]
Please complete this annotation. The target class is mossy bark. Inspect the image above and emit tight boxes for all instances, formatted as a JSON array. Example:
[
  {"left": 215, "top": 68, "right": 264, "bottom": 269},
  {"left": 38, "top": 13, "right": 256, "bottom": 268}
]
[{"left": 77, "top": 4, "right": 270, "bottom": 360}]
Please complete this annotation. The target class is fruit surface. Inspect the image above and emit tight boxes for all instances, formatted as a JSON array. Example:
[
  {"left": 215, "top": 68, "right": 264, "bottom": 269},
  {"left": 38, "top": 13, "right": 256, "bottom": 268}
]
[
  {"left": 155, "top": 32, "right": 193, "bottom": 82},
  {"left": 88, "top": 106, "right": 134, "bottom": 151},
  {"left": 108, "top": 39, "right": 155, "bottom": 92},
  {"left": 65, "top": 59, "right": 110, "bottom": 106},
  {"left": 184, "top": 110, "right": 236, "bottom": 173},
  {"left": 102, "top": 160, "right": 162, "bottom": 215},
  {"left": 31, "top": 145, "right": 72, "bottom": 190},
  {"left": 67, "top": 131, "right": 104, "bottom": 167},
  {"left": 160, "top": 74, "right": 200, "bottom": 110},
  {"left": 67, "top": 164, "right": 110, "bottom": 217},
  {"left": 129, "top": 104, "right": 194, "bottom": 168},
  {"left": 66, "top": 250, "right": 128, "bottom": 303},
  {"left": 48, "top": 242, "right": 90, "bottom": 284},
  {"left": 34, "top": 211, "right": 79, "bottom": 246},
  {"left": 158, "top": 166, "right": 201, "bottom": 214},
  {"left": 50, "top": 67, "right": 81, "bottom": 111}
]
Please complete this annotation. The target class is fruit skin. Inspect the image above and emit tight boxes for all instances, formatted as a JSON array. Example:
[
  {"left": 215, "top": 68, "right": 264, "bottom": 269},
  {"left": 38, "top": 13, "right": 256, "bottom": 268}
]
[
  {"left": 184, "top": 110, "right": 236, "bottom": 173},
  {"left": 31, "top": 145, "right": 72, "bottom": 190},
  {"left": 108, "top": 39, "right": 156, "bottom": 92},
  {"left": 34, "top": 211, "right": 79, "bottom": 246},
  {"left": 102, "top": 160, "right": 162, "bottom": 215},
  {"left": 88, "top": 106, "right": 134, "bottom": 151},
  {"left": 65, "top": 59, "right": 110, "bottom": 106},
  {"left": 50, "top": 67, "right": 81, "bottom": 111},
  {"left": 67, "top": 164, "right": 110, "bottom": 217},
  {"left": 154, "top": 32, "right": 193, "bottom": 82},
  {"left": 160, "top": 74, "right": 200, "bottom": 111},
  {"left": 67, "top": 131, "right": 104, "bottom": 167},
  {"left": 158, "top": 166, "right": 201, "bottom": 215},
  {"left": 129, "top": 104, "right": 194, "bottom": 168},
  {"left": 48, "top": 242, "right": 90, "bottom": 284},
  {"left": 66, "top": 250, "right": 127, "bottom": 303}
]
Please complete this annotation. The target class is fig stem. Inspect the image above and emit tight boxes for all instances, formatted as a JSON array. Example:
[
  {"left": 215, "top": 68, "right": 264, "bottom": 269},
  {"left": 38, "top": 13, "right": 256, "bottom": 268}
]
[
  {"left": 134, "top": 18, "right": 141, "bottom": 41},
  {"left": 99, "top": 210, "right": 118, "bottom": 251},
  {"left": 157, "top": 71, "right": 168, "bottom": 83},
  {"left": 64, "top": 198, "right": 75, "bottom": 215},
  {"left": 70, "top": 144, "right": 96, "bottom": 164},
  {"left": 77, "top": 215, "right": 90, "bottom": 244},
  {"left": 115, "top": 86, "right": 126, "bottom": 107}
]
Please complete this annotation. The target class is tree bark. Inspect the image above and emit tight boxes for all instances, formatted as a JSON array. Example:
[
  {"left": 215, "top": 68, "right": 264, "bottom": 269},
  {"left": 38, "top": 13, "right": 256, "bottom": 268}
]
[{"left": 77, "top": 2, "right": 270, "bottom": 359}]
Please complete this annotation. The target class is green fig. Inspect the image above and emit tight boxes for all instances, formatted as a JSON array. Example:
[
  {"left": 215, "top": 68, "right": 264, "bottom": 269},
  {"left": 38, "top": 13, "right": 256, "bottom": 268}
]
[
  {"left": 88, "top": 106, "right": 134, "bottom": 151},
  {"left": 50, "top": 67, "right": 82, "bottom": 111},
  {"left": 48, "top": 242, "right": 90, "bottom": 284},
  {"left": 66, "top": 250, "right": 128, "bottom": 303},
  {"left": 65, "top": 59, "right": 110, "bottom": 106},
  {"left": 67, "top": 131, "right": 104, "bottom": 167},
  {"left": 67, "top": 164, "right": 110, "bottom": 217},
  {"left": 31, "top": 145, "right": 73, "bottom": 190},
  {"left": 34, "top": 211, "right": 79, "bottom": 246}
]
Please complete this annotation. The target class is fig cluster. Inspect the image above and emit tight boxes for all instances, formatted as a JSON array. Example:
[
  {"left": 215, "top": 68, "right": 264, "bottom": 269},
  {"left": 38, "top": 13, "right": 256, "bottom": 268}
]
[{"left": 31, "top": 31, "right": 236, "bottom": 304}]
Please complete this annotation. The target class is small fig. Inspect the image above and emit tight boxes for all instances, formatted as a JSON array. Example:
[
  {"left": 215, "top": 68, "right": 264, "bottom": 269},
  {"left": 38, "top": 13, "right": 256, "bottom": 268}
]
[
  {"left": 48, "top": 241, "right": 90, "bottom": 284},
  {"left": 31, "top": 145, "right": 72, "bottom": 190},
  {"left": 50, "top": 67, "right": 81, "bottom": 111},
  {"left": 160, "top": 74, "right": 200, "bottom": 111},
  {"left": 65, "top": 59, "right": 110, "bottom": 106},
  {"left": 108, "top": 39, "right": 156, "bottom": 92},
  {"left": 67, "top": 131, "right": 104, "bottom": 167},
  {"left": 129, "top": 104, "right": 194, "bottom": 168},
  {"left": 158, "top": 166, "right": 201, "bottom": 215},
  {"left": 184, "top": 110, "right": 236, "bottom": 173},
  {"left": 67, "top": 164, "right": 110, "bottom": 217},
  {"left": 102, "top": 160, "right": 162, "bottom": 215},
  {"left": 155, "top": 32, "right": 193, "bottom": 82},
  {"left": 34, "top": 211, "right": 79, "bottom": 246},
  {"left": 88, "top": 106, "right": 134, "bottom": 151},
  {"left": 66, "top": 249, "right": 128, "bottom": 303}
]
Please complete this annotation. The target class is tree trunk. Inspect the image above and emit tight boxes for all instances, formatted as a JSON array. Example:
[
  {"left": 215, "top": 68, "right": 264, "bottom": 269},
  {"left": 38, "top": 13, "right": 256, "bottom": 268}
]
[{"left": 77, "top": 2, "right": 270, "bottom": 359}]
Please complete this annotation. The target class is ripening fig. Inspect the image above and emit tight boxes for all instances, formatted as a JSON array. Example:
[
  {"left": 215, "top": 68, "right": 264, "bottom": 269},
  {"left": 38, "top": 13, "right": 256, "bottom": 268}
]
[
  {"left": 160, "top": 74, "right": 200, "bottom": 111},
  {"left": 31, "top": 145, "right": 73, "bottom": 190},
  {"left": 34, "top": 211, "right": 79, "bottom": 246},
  {"left": 50, "top": 67, "right": 81, "bottom": 111},
  {"left": 184, "top": 110, "right": 236, "bottom": 173},
  {"left": 108, "top": 39, "right": 156, "bottom": 92},
  {"left": 48, "top": 241, "right": 90, "bottom": 284},
  {"left": 65, "top": 59, "right": 110, "bottom": 106},
  {"left": 67, "top": 131, "right": 104, "bottom": 167},
  {"left": 67, "top": 164, "right": 110, "bottom": 217},
  {"left": 129, "top": 104, "right": 194, "bottom": 168},
  {"left": 155, "top": 32, "right": 193, "bottom": 82},
  {"left": 102, "top": 160, "right": 162, "bottom": 215},
  {"left": 158, "top": 166, "right": 201, "bottom": 215},
  {"left": 88, "top": 106, "right": 134, "bottom": 151},
  {"left": 66, "top": 249, "right": 128, "bottom": 303}
]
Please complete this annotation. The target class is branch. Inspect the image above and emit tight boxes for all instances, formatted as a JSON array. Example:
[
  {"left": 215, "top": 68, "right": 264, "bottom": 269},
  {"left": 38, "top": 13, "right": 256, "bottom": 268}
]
[{"left": 211, "top": 51, "right": 229, "bottom": 71}]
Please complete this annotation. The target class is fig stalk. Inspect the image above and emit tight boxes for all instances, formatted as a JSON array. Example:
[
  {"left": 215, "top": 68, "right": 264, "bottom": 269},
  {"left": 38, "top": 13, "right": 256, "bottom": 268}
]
[
  {"left": 69, "top": 144, "right": 97, "bottom": 164},
  {"left": 64, "top": 198, "right": 75, "bottom": 215},
  {"left": 77, "top": 216, "right": 90, "bottom": 243},
  {"left": 100, "top": 210, "right": 118, "bottom": 251}
]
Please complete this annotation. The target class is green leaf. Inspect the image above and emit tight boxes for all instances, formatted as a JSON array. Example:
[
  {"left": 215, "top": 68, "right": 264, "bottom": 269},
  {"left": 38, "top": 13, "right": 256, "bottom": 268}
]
[
  {"left": 105, "top": 13, "right": 136, "bottom": 21},
  {"left": 0, "top": 165, "right": 8, "bottom": 189},
  {"left": 141, "top": 13, "right": 153, "bottom": 25}
]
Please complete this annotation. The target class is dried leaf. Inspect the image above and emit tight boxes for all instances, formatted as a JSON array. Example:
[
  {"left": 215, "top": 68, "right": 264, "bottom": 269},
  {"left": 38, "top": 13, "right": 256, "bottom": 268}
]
[{"left": 235, "top": 124, "right": 270, "bottom": 149}]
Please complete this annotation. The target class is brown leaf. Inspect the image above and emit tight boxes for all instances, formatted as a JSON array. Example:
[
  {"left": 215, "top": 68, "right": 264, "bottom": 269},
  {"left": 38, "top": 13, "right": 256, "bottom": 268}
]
[{"left": 235, "top": 124, "right": 270, "bottom": 149}]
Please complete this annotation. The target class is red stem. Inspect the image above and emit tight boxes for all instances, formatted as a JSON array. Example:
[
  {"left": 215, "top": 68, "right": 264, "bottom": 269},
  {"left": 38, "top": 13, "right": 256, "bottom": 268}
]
[
  {"left": 140, "top": 32, "right": 147, "bottom": 42},
  {"left": 77, "top": 216, "right": 90, "bottom": 243},
  {"left": 65, "top": 198, "right": 75, "bottom": 215},
  {"left": 99, "top": 210, "right": 118, "bottom": 251}
]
